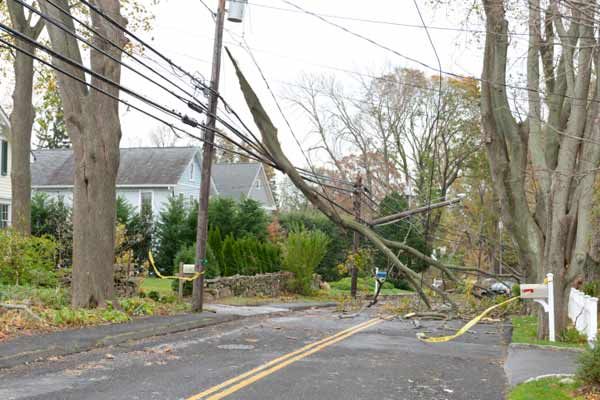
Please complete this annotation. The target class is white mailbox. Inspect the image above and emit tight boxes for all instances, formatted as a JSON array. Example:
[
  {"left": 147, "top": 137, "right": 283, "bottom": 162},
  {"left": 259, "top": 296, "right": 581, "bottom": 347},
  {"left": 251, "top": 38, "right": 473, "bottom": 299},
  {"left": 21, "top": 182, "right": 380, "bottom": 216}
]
[
  {"left": 520, "top": 284, "right": 548, "bottom": 299},
  {"left": 182, "top": 264, "right": 196, "bottom": 274},
  {"left": 520, "top": 273, "right": 555, "bottom": 342}
]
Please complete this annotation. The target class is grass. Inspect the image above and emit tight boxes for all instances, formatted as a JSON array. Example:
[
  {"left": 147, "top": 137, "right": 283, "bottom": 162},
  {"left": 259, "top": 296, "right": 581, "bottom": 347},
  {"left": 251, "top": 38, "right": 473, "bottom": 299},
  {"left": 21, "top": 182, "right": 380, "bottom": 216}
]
[
  {"left": 328, "top": 277, "right": 412, "bottom": 296},
  {"left": 508, "top": 377, "right": 583, "bottom": 400},
  {"left": 0, "top": 283, "right": 189, "bottom": 342},
  {"left": 511, "top": 316, "right": 586, "bottom": 348},
  {"left": 140, "top": 278, "right": 173, "bottom": 297}
]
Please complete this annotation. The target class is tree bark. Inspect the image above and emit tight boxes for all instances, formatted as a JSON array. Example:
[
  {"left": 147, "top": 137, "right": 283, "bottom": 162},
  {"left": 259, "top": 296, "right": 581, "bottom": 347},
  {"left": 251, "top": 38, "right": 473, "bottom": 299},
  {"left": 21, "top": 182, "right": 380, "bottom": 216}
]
[
  {"left": 40, "top": 0, "right": 126, "bottom": 308},
  {"left": 9, "top": 44, "right": 34, "bottom": 234},
  {"left": 6, "top": 1, "right": 45, "bottom": 234}
]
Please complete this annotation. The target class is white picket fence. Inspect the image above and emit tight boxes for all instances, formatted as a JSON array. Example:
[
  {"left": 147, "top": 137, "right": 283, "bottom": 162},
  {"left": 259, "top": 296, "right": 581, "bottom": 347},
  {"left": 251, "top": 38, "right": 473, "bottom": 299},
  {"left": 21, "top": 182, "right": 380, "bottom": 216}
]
[{"left": 568, "top": 288, "right": 598, "bottom": 345}]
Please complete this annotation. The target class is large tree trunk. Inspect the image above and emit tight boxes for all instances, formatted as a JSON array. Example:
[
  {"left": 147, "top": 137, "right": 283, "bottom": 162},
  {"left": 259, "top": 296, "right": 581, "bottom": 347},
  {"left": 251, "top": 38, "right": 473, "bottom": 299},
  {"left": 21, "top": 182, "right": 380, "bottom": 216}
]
[
  {"left": 40, "top": 0, "right": 125, "bottom": 307},
  {"left": 482, "top": 0, "right": 600, "bottom": 337},
  {"left": 9, "top": 45, "right": 34, "bottom": 234},
  {"left": 6, "top": 1, "right": 44, "bottom": 234}
]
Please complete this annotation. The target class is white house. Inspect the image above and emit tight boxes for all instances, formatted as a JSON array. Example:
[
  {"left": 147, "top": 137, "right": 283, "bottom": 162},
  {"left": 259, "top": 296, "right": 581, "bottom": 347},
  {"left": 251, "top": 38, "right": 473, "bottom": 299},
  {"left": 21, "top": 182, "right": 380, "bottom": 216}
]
[
  {"left": 31, "top": 147, "right": 277, "bottom": 213},
  {"left": 0, "top": 107, "right": 10, "bottom": 228}
]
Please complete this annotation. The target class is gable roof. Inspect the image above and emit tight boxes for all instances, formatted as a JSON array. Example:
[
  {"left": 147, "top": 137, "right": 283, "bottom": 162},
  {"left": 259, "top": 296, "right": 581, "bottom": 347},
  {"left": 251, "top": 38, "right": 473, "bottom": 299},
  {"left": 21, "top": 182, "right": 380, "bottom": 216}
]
[
  {"left": 211, "top": 162, "right": 263, "bottom": 201},
  {"left": 31, "top": 147, "right": 200, "bottom": 187}
]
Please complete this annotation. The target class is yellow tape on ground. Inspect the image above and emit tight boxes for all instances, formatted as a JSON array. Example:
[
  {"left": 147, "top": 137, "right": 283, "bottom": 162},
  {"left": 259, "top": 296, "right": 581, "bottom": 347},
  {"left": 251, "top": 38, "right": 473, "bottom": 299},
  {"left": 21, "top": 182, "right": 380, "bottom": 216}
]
[
  {"left": 417, "top": 296, "right": 520, "bottom": 343},
  {"left": 148, "top": 251, "right": 203, "bottom": 281}
]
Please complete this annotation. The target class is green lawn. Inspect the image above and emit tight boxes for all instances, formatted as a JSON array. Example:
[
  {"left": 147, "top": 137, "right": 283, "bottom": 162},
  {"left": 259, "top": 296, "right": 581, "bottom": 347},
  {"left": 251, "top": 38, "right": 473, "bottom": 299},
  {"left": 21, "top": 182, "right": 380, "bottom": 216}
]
[
  {"left": 140, "top": 278, "right": 173, "bottom": 297},
  {"left": 508, "top": 377, "right": 583, "bottom": 400},
  {"left": 511, "top": 316, "right": 586, "bottom": 349},
  {"left": 328, "top": 277, "right": 412, "bottom": 296}
]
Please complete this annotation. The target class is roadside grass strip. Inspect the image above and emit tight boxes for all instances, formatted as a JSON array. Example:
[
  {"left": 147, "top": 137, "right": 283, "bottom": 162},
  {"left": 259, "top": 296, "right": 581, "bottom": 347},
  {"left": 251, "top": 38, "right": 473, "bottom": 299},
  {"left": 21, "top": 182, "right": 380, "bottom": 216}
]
[
  {"left": 186, "top": 317, "right": 384, "bottom": 400},
  {"left": 508, "top": 377, "right": 583, "bottom": 400}
]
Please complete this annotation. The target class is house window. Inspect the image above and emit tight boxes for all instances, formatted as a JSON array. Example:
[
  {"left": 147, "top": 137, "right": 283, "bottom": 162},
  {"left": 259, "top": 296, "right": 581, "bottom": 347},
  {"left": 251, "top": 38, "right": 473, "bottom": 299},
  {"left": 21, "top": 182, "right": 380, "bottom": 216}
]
[
  {"left": 189, "top": 163, "right": 194, "bottom": 181},
  {"left": 140, "top": 191, "right": 153, "bottom": 213},
  {"left": 255, "top": 179, "right": 261, "bottom": 189},
  {"left": 0, "top": 203, "right": 9, "bottom": 228},
  {"left": 1, "top": 140, "right": 7, "bottom": 176}
]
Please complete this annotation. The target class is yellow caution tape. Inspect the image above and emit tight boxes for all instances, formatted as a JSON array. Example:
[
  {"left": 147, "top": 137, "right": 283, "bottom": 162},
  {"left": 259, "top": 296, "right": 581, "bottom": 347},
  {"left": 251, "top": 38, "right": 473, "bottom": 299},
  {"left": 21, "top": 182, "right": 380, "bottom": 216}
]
[
  {"left": 417, "top": 296, "right": 520, "bottom": 343},
  {"left": 148, "top": 251, "right": 203, "bottom": 281}
]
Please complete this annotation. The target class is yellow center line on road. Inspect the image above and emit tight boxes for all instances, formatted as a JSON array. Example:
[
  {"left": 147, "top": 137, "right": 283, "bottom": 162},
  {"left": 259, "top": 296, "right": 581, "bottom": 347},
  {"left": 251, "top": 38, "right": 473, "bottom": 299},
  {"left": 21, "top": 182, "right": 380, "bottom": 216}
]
[{"left": 186, "top": 317, "right": 383, "bottom": 400}]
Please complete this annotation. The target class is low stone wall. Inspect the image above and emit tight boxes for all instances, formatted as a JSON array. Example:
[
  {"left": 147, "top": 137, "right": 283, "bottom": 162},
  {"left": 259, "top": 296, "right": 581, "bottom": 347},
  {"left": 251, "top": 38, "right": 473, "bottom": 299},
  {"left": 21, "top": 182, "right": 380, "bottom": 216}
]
[{"left": 204, "top": 272, "right": 293, "bottom": 300}]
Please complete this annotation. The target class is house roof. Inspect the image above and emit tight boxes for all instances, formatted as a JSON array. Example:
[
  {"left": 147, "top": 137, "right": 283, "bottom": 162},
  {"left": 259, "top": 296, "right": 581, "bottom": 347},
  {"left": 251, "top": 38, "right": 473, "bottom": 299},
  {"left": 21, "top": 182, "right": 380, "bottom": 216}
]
[
  {"left": 31, "top": 147, "right": 199, "bottom": 187},
  {"left": 211, "top": 162, "right": 262, "bottom": 201}
]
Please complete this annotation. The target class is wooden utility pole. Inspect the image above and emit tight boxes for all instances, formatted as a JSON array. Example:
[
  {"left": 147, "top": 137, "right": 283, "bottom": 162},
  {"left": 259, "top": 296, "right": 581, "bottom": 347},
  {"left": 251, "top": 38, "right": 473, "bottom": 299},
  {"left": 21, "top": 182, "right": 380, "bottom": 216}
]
[
  {"left": 350, "top": 175, "right": 362, "bottom": 298},
  {"left": 192, "top": 0, "right": 227, "bottom": 312}
]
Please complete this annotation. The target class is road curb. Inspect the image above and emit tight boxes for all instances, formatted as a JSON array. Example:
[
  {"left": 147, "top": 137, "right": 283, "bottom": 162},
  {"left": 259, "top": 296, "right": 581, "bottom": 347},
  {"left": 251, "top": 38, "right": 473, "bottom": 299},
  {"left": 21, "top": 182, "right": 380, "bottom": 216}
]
[
  {"left": 509, "top": 342, "right": 585, "bottom": 353},
  {"left": 0, "top": 302, "right": 336, "bottom": 370}
]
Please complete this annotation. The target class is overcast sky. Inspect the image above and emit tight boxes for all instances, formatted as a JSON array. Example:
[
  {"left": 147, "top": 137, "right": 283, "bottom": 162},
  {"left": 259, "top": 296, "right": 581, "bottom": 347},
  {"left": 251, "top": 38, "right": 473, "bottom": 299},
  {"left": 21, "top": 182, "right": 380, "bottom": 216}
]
[
  {"left": 117, "top": 0, "right": 488, "bottom": 166},
  {"left": 1, "top": 0, "right": 492, "bottom": 167}
]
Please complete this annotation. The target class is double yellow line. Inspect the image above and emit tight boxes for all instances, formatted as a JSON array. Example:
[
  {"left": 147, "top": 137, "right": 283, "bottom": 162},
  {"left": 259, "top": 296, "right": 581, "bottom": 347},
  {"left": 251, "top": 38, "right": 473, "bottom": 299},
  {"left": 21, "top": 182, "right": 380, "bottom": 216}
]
[{"left": 186, "top": 317, "right": 384, "bottom": 400}]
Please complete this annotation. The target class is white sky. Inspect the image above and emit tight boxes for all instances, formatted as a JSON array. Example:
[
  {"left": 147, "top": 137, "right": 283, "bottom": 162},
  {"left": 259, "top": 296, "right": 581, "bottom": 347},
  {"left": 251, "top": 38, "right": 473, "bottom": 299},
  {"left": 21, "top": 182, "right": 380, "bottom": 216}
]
[
  {"left": 118, "top": 0, "right": 486, "bottom": 166},
  {"left": 0, "top": 0, "right": 492, "bottom": 167}
]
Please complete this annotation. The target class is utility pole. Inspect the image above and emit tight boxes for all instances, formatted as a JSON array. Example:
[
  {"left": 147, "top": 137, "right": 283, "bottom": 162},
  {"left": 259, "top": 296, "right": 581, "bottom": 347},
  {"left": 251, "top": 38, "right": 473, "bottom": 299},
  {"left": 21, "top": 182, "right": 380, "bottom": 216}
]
[
  {"left": 350, "top": 175, "right": 362, "bottom": 298},
  {"left": 191, "top": 0, "right": 230, "bottom": 312}
]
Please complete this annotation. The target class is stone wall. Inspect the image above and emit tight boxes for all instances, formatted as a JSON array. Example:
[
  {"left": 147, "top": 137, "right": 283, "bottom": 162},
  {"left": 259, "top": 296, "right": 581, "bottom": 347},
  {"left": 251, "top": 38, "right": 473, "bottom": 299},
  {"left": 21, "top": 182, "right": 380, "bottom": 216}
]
[{"left": 204, "top": 272, "right": 293, "bottom": 300}]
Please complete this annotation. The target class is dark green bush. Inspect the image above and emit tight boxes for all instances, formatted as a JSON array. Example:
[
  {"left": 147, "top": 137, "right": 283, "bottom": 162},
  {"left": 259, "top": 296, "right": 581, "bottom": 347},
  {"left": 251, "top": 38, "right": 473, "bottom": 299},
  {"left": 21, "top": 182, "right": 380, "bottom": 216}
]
[
  {"left": 148, "top": 290, "right": 161, "bottom": 302},
  {"left": 31, "top": 192, "right": 72, "bottom": 268},
  {"left": 577, "top": 341, "right": 600, "bottom": 385},
  {"left": 559, "top": 327, "right": 587, "bottom": 344}
]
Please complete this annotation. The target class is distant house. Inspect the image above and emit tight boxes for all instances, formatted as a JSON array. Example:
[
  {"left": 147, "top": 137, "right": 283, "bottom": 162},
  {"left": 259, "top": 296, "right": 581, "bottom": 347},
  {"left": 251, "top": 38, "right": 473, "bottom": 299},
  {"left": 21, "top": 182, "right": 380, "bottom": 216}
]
[
  {"left": 32, "top": 147, "right": 205, "bottom": 213},
  {"left": 31, "top": 147, "right": 276, "bottom": 213},
  {"left": 0, "top": 107, "right": 10, "bottom": 228},
  {"left": 212, "top": 162, "right": 276, "bottom": 211}
]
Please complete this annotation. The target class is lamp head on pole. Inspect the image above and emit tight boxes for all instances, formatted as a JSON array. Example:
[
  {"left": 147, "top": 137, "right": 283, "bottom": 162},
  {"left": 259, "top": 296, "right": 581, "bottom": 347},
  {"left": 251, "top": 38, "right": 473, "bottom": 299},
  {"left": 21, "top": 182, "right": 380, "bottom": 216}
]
[{"left": 228, "top": 0, "right": 247, "bottom": 23}]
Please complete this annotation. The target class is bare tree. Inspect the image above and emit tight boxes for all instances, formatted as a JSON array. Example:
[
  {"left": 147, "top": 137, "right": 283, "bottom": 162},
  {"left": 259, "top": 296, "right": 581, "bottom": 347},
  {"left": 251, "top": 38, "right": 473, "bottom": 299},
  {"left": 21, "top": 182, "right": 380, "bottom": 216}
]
[
  {"left": 149, "top": 125, "right": 178, "bottom": 148},
  {"left": 228, "top": 51, "right": 483, "bottom": 309},
  {"left": 39, "top": 0, "right": 126, "bottom": 308},
  {"left": 481, "top": 0, "right": 600, "bottom": 335},
  {"left": 5, "top": 1, "right": 44, "bottom": 234}
]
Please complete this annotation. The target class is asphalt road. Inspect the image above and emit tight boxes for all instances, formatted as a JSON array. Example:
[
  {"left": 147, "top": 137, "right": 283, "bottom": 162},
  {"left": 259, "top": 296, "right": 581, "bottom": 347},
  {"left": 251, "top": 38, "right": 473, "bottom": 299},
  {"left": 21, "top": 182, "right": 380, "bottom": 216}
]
[{"left": 0, "top": 307, "right": 509, "bottom": 400}]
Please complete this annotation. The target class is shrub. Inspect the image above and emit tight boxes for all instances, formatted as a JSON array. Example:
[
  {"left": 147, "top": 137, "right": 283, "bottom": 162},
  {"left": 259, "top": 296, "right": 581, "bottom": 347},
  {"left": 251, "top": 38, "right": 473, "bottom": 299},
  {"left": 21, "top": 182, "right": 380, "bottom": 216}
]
[
  {"left": 0, "top": 229, "right": 58, "bottom": 287},
  {"left": 31, "top": 192, "right": 72, "bottom": 267},
  {"left": 120, "top": 298, "right": 155, "bottom": 316},
  {"left": 282, "top": 227, "right": 330, "bottom": 295},
  {"left": 511, "top": 283, "right": 521, "bottom": 297},
  {"left": 148, "top": 290, "right": 161, "bottom": 302},
  {"left": 577, "top": 341, "right": 600, "bottom": 385},
  {"left": 559, "top": 327, "right": 587, "bottom": 344},
  {"left": 582, "top": 281, "right": 600, "bottom": 297},
  {"left": 154, "top": 196, "right": 192, "bottom": 274},
  {"left": 279, "top": 211, "right": 351, "bottom": 281}
]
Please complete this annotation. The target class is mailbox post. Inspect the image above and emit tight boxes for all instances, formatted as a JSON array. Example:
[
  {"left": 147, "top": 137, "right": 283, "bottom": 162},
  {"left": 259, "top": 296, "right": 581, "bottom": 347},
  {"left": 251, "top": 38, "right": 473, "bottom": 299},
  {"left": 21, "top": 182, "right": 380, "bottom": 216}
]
[
  {"left": 521, "top": 273, "right": 555, "bottom": 342},
  {"left": 374, "top": 268, "right": 387, "bottom": 295}
]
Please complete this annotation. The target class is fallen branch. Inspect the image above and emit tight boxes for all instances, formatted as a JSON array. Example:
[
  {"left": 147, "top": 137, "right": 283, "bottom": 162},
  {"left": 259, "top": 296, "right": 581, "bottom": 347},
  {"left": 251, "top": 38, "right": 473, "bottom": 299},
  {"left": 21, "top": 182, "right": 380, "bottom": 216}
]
[
  {"left": 0, "top": 303, "right": 44, "bottom": 322},
  {"left": 404, "top": 312, "right": 449, "bottom": 320}
]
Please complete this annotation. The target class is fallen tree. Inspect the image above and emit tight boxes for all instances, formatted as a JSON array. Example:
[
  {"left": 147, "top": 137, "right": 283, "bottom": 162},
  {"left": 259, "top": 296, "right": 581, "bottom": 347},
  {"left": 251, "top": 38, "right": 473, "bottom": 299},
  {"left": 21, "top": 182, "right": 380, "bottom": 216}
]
[{"left": 226, "top": 49, "right": 510, "bottom": 310}]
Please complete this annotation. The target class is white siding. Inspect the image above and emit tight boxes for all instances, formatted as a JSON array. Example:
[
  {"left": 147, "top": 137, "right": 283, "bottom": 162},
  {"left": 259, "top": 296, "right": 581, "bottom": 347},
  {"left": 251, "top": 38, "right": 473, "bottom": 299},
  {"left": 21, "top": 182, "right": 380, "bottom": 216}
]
[
  {"left": 175, "top": 156, "right": 201, "bottom": 206},
  {"left": 117, "top": 187, "right": 174, "bottom": 214},
  {"left": 247, "top": 168, "right": 276, "bottom": 210},
  {"left": 0, "top": 120, "right": 11, "bottom": 203}
]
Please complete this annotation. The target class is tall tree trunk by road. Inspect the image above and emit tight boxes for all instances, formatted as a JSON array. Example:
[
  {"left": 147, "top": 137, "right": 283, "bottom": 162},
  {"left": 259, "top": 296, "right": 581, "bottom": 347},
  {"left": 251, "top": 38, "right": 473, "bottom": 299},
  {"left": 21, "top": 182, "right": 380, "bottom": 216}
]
[
  {"left": 40, "top": 0, "right": 126, "bottom": 308},
  {"left": 481, "top": 0, "right": 600, "bottom": 337},
  {"left": 6, "top": 1, "right": 44, "bottom": 234}
]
